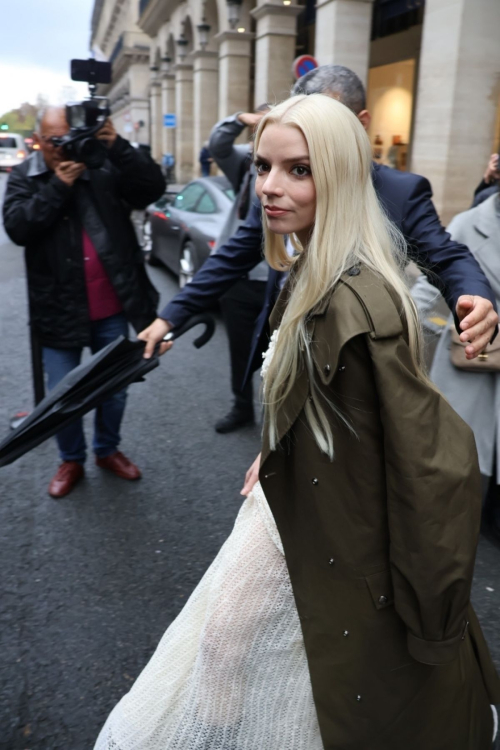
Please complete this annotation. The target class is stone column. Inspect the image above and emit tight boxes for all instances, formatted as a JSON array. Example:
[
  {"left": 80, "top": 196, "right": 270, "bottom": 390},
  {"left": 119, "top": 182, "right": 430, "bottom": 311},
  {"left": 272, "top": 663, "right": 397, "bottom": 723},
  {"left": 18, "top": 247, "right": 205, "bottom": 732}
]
[
  {"left": 175, "top": 62, "right": 194, "bottom": 183},
  {"left": 161, "top": 72, "right": 176, "bottom": 158},
  {"left": 215, "top": 31, "right": 254, "bottom": 119},
  {"left": 192, "top": 51, "right": 219, "bottom": 174},
  {"left": 251, "top": 3, "right": 303, "bottom": 107},
  {"left": 314, "top": 0, "right": 374, "bottom": 87},
  {"left": 411, "top": 0, "right": 500, "bottom": 224},
  {"left": 149, "top": 77, "right": 163, "bottom": 162}
]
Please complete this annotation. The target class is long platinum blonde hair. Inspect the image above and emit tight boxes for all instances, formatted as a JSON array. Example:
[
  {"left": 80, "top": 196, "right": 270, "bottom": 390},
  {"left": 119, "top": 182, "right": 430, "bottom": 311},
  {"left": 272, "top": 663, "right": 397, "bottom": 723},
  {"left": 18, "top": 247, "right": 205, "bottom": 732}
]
[{"left": 254, "top": 94, "right": 429, "bottom": 458}]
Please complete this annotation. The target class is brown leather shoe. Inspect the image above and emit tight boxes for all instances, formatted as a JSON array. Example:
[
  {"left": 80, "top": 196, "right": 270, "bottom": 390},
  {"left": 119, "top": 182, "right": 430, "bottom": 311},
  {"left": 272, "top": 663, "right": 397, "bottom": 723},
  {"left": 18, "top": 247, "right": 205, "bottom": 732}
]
[
  {"left": 48, "top": 461, "right": 84, "bottom": 498},
  {"left": 95, "top": 451, "right": 141, "bottom": 480}
]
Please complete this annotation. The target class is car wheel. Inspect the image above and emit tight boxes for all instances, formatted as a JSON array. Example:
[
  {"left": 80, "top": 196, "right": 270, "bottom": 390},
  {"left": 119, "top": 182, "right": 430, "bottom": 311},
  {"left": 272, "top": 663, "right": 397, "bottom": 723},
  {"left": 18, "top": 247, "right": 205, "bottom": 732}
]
[{"left": 179, "top": 242, "right": 197, "bottom": 288}]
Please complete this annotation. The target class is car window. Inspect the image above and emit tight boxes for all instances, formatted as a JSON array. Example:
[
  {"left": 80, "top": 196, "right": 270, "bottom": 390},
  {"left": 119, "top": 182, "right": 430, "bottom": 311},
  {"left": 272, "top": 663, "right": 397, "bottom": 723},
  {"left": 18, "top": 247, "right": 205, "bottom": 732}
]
[
  {"left": 224, "top": 188, "right": 236, "bottom": 202},
  {"left": 0, "top": 137, "right": 17, "bottom": 149},
  {"left": 196, "top": 191, "right": 217, "bottom": 214},
  {"left": 173, "top": 183, "right": 205, "bottom": 211},
  {"left": 155, "top": 196, "right": 170, "bottom": 209}
]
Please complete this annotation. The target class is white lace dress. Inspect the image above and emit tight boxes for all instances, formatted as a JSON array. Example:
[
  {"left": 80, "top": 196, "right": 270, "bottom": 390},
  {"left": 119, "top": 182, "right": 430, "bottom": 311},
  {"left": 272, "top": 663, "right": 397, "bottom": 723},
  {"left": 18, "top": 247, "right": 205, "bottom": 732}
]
[{"left": 94, "top": 329, "right": 323, "bottom": 750}]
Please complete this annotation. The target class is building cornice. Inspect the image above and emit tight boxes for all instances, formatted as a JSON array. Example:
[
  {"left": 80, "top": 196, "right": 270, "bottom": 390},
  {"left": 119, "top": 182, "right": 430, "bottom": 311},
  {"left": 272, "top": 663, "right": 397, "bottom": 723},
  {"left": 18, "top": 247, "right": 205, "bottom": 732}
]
[{"left": 138, "top": 0, "right": 174, "bottom": 37}]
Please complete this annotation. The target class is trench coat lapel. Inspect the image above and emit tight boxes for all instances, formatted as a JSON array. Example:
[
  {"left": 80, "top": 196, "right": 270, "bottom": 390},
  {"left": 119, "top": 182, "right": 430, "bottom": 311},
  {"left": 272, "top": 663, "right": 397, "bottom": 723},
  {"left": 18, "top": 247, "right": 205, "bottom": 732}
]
[{"left": 261, "top": 269, "right": 386, "bottom": 466}]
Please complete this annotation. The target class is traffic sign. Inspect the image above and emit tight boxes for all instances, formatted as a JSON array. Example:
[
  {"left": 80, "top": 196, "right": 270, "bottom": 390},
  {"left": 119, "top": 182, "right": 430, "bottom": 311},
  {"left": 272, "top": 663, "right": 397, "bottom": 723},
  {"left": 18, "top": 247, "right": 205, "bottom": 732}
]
[
  {"left": 292, "top": 55, "right": 319, "bottom": 80},
  {"left": 164, "top": 113, "right": 177, "bottom": 128}
]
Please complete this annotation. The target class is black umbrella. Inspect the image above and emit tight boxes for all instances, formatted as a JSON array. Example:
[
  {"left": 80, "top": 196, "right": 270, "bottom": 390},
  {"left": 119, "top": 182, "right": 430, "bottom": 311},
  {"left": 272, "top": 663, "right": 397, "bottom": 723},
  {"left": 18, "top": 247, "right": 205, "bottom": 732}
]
[{"left": 0, "top": 315, "right": 215, "bottom": 468}]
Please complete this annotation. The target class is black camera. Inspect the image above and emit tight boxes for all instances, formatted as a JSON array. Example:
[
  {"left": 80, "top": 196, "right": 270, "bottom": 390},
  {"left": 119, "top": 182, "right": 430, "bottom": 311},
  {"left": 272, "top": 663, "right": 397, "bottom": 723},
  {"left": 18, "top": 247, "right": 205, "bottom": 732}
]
[{"left": 51, "top": 59, "right": 112, "bottom": 170}]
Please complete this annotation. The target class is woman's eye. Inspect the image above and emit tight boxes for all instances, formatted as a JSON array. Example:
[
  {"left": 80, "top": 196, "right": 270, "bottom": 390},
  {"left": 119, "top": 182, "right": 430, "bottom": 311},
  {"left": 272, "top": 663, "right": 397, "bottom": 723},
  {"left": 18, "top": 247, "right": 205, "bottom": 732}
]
[
  {"left": 292, "top": 165, "right": 310, "bottom": 177},
  {"left": 255, "top": 162, "right": 269, "bottom": 174}
]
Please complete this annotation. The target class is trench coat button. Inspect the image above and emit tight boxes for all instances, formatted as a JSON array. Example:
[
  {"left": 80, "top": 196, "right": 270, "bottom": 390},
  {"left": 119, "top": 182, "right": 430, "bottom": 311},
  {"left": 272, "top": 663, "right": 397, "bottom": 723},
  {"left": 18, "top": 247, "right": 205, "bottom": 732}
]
[
  {"left": 324, "top": 364, "right": 331, "bottom": 374},
  {"left": 356, "top": 695, "right": 362, "bottom": 702},
  {"left": 338, "top": 365, "right": 346, "bottom": 372},
  {"left": 348, "top": 266, "right": 360, "bottom": 276},
  {"left": 312, "top": 478, "right": 319, "bottom": 485},
  {"left": 343, "top": 630, "right": 349, "bottom": 637},
  {"left": 328, "top": 558, "right": 335, "bottom": 566},
  {"left": 378, "top": 595, "right": 388, "bottom": 605}
]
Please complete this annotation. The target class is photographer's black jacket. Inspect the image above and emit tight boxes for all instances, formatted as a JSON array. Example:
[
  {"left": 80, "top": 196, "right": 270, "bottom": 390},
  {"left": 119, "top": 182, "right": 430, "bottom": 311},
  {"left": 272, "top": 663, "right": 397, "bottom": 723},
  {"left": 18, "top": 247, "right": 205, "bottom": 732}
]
[{"left": 2, "top": 136, "right": 165, "bottom": 348}]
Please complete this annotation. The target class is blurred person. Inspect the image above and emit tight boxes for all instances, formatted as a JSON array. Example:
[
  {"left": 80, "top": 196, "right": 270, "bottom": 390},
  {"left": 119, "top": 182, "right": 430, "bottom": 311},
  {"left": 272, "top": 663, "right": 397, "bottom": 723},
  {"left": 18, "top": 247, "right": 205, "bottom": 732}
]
[
  {"left": 473, "top": 153, "right": 500, "bottom": 207},
  {"left": 199, "top": 142, "right": 212, "bottom": 177},
  {"left": 412, "top": 192, "right": 500, "bottom": 542},
  {"left": 138, "top": 65, "right": 498, "bottom": 378},
  {"left": 161, "top": 152, "right": 175, "bottom": 183},
  {"left": 95, "top": 95, "right": 500, "bottom": 750},
  {"left": 2, "top": 107, "right": 165, "bottom": 498},
  {"left": 208, "top": 105, "right": 269, "bottom": 433}
]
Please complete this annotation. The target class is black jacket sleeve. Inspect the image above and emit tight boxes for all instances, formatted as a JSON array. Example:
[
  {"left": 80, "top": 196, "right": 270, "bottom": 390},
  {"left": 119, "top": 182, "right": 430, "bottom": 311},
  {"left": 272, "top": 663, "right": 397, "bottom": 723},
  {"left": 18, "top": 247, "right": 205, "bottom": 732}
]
[
  {"left": 2, "top": 167, "right": 72, "bottom": 246},
  {"left": 107, "top": 136, "right": 166, "bottom": 209},
  {"left": 160, "top": 200, "right": 264, "bottom": 328},
  {"left": 402, "top": 174, "right": 497, "bottom": 321}
]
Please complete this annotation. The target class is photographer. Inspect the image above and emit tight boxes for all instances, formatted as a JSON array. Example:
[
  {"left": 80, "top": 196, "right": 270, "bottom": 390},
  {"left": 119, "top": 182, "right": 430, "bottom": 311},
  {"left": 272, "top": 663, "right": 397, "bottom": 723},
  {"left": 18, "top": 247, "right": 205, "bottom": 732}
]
[{"left": 2, "top": 106, "right": 165, "bottom": 498}]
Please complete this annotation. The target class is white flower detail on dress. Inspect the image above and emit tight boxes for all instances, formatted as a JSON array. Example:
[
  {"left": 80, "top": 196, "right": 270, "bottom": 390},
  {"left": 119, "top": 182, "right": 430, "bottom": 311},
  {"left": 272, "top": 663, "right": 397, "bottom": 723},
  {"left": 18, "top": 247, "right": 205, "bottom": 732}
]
[{"left": 261, "top": 327, "right": 280, "bottom": 381}]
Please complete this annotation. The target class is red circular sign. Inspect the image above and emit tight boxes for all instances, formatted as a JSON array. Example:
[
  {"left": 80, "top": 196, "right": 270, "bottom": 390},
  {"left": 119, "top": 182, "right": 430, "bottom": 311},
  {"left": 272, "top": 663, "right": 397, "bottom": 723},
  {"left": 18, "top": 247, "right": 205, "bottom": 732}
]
[{"left": 292, "top": 55, "right": 319, "bottom": 80}]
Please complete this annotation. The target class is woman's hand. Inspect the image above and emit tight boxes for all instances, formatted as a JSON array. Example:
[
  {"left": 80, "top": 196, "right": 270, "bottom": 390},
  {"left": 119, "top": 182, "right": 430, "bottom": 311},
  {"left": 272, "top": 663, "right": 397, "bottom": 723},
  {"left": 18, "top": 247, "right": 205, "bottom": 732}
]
[{"left": 241, "top": 452, "right": 261, "bottom": 496}]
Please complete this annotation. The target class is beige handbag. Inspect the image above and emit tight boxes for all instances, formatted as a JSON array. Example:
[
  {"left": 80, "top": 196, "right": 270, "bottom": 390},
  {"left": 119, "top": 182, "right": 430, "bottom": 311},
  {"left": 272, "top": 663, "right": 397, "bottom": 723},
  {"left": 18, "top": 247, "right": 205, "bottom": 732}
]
[{"left": 450, "top": 327, "right": 500, "bottom": 372}]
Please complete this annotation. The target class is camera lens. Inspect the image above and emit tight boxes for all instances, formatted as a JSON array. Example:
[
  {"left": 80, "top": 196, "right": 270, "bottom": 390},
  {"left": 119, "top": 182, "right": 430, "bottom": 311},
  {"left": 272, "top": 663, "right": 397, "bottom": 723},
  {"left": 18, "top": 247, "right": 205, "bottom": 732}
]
[{"left": 77, "top": 137, "right": 107, "bottom": 169}]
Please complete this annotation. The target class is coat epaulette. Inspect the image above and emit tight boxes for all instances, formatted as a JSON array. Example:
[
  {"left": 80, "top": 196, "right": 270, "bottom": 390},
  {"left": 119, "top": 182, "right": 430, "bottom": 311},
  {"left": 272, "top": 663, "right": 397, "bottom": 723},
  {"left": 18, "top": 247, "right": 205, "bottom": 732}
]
[{"left": 338, "top": 266, "right": 405, "bottom": 339}]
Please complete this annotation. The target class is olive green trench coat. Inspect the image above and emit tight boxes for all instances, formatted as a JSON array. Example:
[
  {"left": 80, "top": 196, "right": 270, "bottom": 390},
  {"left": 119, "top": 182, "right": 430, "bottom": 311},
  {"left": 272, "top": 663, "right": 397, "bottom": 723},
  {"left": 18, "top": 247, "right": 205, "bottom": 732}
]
[{"left": 259, "top": 266, "right": 500, "bottom": 750}]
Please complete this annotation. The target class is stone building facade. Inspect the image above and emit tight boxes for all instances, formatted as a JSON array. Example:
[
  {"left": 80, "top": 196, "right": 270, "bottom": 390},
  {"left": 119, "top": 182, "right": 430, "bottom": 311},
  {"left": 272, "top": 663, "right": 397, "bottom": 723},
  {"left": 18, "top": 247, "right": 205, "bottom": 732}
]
[{"left": 90, "top": 0, "right": 500, "bottom": 223}]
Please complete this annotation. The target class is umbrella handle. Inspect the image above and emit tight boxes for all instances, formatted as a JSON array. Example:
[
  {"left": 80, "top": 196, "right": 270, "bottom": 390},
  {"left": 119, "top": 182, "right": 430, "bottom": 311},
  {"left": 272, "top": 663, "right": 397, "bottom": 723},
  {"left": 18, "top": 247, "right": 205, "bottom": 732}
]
[{"left": 163, "top": 314, "right": 215, "bottom": 349}]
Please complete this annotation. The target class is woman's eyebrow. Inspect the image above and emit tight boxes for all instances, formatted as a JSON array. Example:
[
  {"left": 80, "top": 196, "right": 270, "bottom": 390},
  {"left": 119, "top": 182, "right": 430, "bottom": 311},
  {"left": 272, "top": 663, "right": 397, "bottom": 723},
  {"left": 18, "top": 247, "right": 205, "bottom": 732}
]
[{"left": 254, "top": 154, "right": 310, "bottom": 163}]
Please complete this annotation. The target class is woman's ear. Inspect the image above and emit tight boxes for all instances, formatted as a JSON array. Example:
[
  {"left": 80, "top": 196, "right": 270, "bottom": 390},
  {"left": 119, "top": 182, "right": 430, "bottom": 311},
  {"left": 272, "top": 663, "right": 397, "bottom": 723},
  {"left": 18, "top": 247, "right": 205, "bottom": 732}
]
[{"left": 357, "top": 110, "right": 371, "bottom": 132}]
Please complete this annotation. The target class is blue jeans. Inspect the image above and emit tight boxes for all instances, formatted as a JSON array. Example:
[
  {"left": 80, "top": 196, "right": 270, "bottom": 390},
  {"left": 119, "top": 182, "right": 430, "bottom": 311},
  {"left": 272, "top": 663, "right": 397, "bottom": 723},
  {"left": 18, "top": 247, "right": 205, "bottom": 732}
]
[{"left": 42, "top": 313, "right": 129, "bottom": 464}]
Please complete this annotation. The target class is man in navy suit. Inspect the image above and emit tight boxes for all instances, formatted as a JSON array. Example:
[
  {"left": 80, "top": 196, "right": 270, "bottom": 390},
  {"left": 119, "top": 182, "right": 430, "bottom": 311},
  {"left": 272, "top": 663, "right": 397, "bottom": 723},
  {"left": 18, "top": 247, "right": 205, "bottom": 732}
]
[{"left": 139, "top": 65, "right": 498, "bottom": 375}]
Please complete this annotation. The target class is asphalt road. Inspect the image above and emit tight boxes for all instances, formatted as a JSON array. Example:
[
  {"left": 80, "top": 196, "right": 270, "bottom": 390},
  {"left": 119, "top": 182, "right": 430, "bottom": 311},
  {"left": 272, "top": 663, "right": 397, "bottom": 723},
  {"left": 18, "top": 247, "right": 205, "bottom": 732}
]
[{"left": 0, "top": 171, "right": 499, "bottom": 749}]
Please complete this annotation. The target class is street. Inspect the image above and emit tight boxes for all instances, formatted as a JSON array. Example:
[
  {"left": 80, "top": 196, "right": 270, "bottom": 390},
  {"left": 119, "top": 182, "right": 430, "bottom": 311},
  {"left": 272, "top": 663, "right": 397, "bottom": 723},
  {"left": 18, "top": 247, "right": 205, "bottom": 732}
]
[{"left": 0, "top": 170, "right": 500, "bottom": 749}]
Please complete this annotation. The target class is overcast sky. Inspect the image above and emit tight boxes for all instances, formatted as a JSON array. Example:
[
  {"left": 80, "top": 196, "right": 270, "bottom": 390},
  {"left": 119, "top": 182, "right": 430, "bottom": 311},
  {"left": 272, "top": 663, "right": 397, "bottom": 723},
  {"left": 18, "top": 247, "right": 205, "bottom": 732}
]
[{"left": 0, "top": 0, "right": 95, "bottom": 115}]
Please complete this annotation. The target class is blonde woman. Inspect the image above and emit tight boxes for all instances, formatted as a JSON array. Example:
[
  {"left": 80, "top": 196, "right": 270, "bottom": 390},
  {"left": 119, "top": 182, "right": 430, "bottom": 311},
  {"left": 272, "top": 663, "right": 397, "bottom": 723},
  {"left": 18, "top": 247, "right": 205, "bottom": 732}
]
[{"left": 95, "top": 95, "right": 500, "bottom": 750}]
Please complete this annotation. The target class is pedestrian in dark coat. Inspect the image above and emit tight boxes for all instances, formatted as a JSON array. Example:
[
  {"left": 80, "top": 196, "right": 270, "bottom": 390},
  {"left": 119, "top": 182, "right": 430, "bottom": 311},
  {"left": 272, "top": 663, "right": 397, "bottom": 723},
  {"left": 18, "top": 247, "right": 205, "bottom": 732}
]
[
  {"left": 199, "top": 142, "right": 212, "bottom": 177},
  {"left": 2, "top": 107, "right": 165, "bottom": 497}
]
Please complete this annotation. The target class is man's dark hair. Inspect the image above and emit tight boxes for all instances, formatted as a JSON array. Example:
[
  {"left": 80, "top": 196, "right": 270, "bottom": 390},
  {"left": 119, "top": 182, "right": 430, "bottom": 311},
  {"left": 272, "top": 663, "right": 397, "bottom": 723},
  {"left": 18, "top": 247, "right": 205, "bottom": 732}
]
[{"left": 292, "top": 65, "right": 366, "bottom": 115}]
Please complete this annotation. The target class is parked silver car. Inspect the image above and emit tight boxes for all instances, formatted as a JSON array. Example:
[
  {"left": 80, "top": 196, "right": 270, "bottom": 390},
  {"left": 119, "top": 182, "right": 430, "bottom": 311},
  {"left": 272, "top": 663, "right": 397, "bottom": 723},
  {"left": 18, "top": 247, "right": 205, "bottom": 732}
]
[
  {"left": 144, "top": 176, "right": 235, "bottom": 287},
  {"left": 0, "top": 133, "right": 27, "bottom": 171}
]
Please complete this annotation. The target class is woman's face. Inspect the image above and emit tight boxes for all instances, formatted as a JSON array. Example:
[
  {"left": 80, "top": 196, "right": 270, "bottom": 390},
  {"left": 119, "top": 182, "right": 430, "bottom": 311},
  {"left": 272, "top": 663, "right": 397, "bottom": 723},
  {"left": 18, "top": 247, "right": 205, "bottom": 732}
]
[{"left": 255, "top": 123, "right": 316, "bottom": 245}]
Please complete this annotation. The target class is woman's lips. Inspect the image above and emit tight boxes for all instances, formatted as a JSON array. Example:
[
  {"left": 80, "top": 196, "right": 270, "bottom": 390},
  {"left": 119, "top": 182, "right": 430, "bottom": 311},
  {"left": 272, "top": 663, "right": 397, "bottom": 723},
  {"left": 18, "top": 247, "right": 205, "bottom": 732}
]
[{"left": 264, "top": 206, "right": 290, "bottom": 217}]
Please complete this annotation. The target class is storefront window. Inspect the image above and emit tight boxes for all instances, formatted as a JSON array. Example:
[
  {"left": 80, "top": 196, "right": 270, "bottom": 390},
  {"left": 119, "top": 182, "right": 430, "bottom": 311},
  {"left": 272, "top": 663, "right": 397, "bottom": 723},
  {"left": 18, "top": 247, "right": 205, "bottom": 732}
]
[{"left": 367, "top": 59, "right": 415, "bottom": 171}]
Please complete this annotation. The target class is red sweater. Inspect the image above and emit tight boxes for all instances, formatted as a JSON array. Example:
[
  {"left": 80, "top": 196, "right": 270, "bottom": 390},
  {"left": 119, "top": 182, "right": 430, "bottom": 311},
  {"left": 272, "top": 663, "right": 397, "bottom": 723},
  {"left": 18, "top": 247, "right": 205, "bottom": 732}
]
[{"left": 82, "top": 230, "right": 123, "bottom": 321}]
